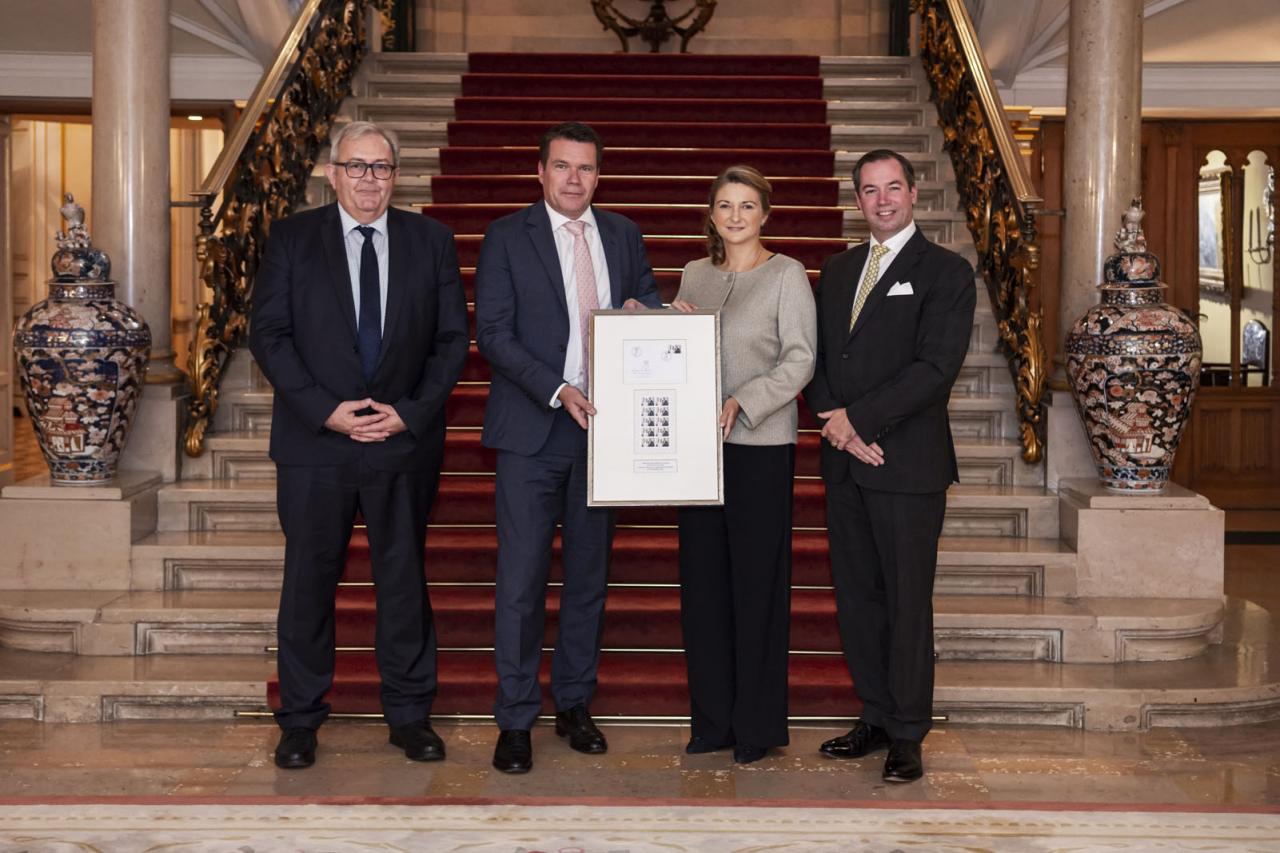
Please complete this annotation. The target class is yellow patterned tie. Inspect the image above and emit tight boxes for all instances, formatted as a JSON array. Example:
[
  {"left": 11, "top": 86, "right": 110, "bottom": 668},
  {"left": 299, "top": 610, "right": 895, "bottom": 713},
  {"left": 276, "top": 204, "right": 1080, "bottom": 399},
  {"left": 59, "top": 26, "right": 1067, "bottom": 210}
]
[{"left": 849, "top": 243, "right": 890, "bottom": 331}]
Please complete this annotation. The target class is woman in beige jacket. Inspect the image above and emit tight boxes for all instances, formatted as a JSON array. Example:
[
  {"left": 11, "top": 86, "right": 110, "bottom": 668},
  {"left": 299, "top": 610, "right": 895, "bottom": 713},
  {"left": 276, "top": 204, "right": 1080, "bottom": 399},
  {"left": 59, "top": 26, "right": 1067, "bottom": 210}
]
[{"left": 671, "top": 166, "right": 817, "bottom": 763}]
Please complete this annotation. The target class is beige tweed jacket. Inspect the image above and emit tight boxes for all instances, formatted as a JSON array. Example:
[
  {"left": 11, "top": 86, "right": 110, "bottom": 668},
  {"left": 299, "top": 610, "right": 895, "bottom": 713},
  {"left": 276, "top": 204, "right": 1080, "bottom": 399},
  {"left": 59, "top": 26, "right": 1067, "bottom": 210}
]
[{"left": 675, "top": 253, "right": 817, "bottom": 446}]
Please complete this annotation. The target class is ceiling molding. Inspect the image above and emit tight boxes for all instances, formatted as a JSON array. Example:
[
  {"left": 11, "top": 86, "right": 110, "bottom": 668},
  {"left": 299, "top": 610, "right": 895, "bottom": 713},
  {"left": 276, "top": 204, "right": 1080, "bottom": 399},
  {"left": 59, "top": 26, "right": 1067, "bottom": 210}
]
[
  {"left": 1018, "top": 0, "right": 1202, "bottom": 79},
  {"left": 0, "top": 52, "right": 264, "bottom": 102},
  {"left": 196, "top": 0, "right": 260, "bottom": 60},
  {"left": 1001, "top": 61, "right": 1280, "bottom": 110},
  {"left": 170, "top": 12, "right": 259, "bottom": 63}
]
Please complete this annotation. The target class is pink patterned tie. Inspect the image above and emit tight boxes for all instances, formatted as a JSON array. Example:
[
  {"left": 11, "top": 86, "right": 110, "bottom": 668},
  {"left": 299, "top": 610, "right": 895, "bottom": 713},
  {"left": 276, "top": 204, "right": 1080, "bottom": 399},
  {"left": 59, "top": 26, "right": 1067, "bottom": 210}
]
[{"left": 563, "top": 219, "right": 600, "bottom": 385}]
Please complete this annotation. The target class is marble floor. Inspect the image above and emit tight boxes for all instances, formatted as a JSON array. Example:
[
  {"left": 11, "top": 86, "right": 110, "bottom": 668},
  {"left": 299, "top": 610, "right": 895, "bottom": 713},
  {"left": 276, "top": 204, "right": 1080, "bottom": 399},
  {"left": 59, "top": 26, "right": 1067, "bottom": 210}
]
[{"left": 2, "top": 713, "right": 1280, "bottom": 807}]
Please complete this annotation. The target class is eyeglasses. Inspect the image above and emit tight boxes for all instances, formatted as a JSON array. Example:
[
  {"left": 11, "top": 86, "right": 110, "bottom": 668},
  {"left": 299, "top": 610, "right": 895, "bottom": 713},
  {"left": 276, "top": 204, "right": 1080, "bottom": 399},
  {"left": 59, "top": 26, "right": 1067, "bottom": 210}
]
[{"left": 333, "top": 160, "right": 396, "bottom": 180}]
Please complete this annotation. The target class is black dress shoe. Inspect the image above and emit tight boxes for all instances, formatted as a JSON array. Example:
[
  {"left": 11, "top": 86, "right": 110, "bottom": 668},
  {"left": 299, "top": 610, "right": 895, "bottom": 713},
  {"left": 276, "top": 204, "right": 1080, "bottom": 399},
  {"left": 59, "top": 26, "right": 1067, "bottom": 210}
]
[
  {"left": 732, "top": 744, "right": 768, "bottom": 764},
  {"left": 819, "top": 722, "right": 891, "bottom": 759},
  {"left": 493, "top": 729, "right": 533, "bottom": 773},
  {"left": 554, "top": 706, "right": 608, "bottom": 754},
  {"left": 882, "top": 739, "right": 924, "bottom": 783},
  {"left": 274, "top": 727, "right": 316, "bottom": 769},
  {"left": 389, "top": 720, "right": 445, "bottom": 762},
  {"left": 685, "top": 735, "right": 734, "bottom": 755}
]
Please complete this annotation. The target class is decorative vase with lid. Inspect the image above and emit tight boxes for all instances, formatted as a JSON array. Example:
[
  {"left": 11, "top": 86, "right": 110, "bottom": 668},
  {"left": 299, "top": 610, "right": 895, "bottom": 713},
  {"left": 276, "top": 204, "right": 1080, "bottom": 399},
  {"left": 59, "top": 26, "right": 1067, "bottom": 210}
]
[
  {"left": 12, "top": 194, "right": 152, "bottom": 484},
  {"left": 1065, "top": 199, "right": 1202, "bottom": 492}
]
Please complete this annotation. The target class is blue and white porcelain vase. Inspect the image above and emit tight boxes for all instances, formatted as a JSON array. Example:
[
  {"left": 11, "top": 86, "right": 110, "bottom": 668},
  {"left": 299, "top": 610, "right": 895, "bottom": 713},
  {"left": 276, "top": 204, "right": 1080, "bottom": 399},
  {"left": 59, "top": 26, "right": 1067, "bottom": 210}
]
[
  {"left": 1065, "top": 199, "right": 1202, "bottom": 492},
  {"left": 12, "top": 194, "right": 152, "bottom": 484}
]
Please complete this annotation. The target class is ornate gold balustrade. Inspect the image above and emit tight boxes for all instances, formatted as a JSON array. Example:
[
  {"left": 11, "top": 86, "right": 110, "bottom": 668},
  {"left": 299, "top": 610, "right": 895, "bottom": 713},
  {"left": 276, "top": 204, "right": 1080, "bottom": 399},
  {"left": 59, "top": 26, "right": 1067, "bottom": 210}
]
[
  {"left": 914, "top": 0, "right": 1048, "bottom": 463},
  {"left": 184, "top": 0, "right": 394, "bottom": 456}
]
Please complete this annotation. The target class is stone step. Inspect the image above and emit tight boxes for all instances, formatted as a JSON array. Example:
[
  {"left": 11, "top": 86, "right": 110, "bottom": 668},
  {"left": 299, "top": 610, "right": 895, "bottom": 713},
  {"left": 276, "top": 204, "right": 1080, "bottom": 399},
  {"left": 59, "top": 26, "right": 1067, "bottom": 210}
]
[
  {"left": 370, "top": 52, "right": 468, "bottom": 75},
  {"left": 830, "top": 124, "right": 942, "bottom": 155},
  {"left": 1, "top": 587, "right": 1217, "bottom": 665},
  {"left": 155, "top": 478, "right": 1057, "bottom": 538},
  {"left": 206, "top": 380, "right": 1022, "bottom": 445},
  {"left": 823, "top": 77, "right": 922, "bottom": 102},
  {"left": 183, "top": 429, "right": 1038, "bottom": 488},
  {"left": 130, "top": 530, "right": 1077, "bottom": 596},
  {"left": 0, "top": 596, "right": 1262, "bottom": 728},
  {"left": 364, "top": 72, "right": 463, "bottom": 99},
  {"left": 819, "top": 56, "right": 917, "bottom": 78},
  {"left": 353, "top": 96, "right": 457, "bottom": 123},
  {"left": 364, "top": 53, "right": 916, "bottom": 81},
  {"left": 826, "top": 100, "right": 929, "bottom": 126}
]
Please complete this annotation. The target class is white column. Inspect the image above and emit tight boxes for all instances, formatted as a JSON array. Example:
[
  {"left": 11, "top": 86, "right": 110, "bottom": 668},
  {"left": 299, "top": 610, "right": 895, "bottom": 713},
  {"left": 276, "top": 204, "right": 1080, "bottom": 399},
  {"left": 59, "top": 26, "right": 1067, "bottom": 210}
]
[
  {"left": 0, "top": 116, "right": 13, "bottom": 486},
  {"left": 1047, "top": 0, "right": 1144, "bottom": 489},
  {"left": 93, "top": 0, "right": 188, "bottom": 482},
  {"left": 91, "top": 0, "right": 182, "bottom": 383},
  {"left": 1058, "top": 0, "right": 1144, "bottom": 355}
]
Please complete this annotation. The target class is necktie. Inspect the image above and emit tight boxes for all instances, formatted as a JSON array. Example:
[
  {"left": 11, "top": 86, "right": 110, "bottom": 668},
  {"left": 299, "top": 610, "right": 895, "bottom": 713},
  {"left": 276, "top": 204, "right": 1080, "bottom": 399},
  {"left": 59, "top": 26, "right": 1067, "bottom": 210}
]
[
  {"left": 849, "top": 243, "right": 890, "bottom": 331},
  {"left": 563, "top": 220, "right": 600, "bottom": 385},
  {"left": 356, "top": 225, "right": 381, "bottom": 380}
]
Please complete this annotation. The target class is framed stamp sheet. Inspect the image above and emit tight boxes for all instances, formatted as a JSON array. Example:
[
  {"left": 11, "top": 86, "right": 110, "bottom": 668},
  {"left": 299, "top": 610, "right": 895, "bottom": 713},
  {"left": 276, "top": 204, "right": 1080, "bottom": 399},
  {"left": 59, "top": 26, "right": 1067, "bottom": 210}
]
[{"left": 587, "top": 309, "right": 723, "bottom": 506}]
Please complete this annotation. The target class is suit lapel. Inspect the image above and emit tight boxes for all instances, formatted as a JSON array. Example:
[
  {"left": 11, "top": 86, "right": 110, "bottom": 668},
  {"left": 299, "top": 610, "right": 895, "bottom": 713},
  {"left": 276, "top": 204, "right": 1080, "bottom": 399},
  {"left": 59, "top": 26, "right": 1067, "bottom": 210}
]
[
  {"left": 322, "top": 203, "right": 359, "bottom": 340},
  {"left": 375, "top": 208, "right": 409, "bottom": 374},
  {"left": 525, "top": 202, "right": 569, "bottom": 317},
  {"left": 848, "top": 229, "right": 929, "bottom": 342},
  {"left": 596, "top": 208, "right": 623, "bottom": 308}
]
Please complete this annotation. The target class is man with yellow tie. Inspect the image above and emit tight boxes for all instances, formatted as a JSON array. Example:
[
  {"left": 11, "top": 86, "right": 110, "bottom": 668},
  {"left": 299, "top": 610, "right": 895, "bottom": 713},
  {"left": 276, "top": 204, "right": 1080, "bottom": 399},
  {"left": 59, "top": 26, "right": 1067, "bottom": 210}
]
[{"left": 804, "top": 149, "right": 976, "bottom": 784}]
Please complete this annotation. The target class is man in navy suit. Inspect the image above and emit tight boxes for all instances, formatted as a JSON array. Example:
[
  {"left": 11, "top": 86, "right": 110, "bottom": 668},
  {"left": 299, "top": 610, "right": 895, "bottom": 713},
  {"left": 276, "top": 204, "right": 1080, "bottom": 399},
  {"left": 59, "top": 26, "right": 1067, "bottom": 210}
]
[
  {"left": 250, "top": 121, "right": 469, "bottom": 769},
  {"left": 804, "top": 149, "right": 975, "bottom": 784},
  {"left": 475, "top": 122, "right": 662, "bottom": 773}
]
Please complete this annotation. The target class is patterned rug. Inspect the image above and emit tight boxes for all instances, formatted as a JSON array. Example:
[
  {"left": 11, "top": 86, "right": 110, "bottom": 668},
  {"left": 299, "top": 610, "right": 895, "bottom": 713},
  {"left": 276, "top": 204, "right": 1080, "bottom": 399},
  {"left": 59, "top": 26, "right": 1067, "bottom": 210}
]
[{"left": 3, "top": 802, "right": 1279, "bottom": 852}]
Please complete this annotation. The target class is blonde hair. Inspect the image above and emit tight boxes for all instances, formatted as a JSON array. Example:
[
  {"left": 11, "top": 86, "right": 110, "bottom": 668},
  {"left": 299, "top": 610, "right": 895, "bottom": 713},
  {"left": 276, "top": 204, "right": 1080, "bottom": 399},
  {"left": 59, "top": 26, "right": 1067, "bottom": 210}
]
[{"left": 705, "top": 165, "right": 773, "bottom": 266}]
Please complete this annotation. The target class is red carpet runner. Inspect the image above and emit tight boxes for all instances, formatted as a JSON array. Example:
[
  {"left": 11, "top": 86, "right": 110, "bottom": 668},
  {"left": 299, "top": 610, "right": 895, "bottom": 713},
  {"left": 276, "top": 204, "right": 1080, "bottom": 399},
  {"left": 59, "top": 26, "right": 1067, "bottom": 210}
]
[{"left": 268, "top": 52, "right": 861, "bottom": 719}]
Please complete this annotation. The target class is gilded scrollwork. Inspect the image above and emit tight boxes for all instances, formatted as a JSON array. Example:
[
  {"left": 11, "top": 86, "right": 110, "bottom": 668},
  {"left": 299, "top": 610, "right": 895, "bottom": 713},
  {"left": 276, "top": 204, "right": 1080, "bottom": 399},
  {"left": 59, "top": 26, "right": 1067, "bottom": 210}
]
[
  {"left": 185, "top": 0, "right": 395, "bottom": 456},
  {"left": 590, "top": 0, "right": 717, "bottom": 53},
  {"left": 914, "top": 0, "right": 1048, "bottom": 463}
]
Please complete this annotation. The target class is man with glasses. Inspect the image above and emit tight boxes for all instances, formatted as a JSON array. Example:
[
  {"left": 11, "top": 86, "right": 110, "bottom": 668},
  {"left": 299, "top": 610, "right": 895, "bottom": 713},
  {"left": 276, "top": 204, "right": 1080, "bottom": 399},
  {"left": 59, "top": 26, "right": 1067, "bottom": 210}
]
[{"left": 250, "top": 121, "right": 469, "bottom": 769}]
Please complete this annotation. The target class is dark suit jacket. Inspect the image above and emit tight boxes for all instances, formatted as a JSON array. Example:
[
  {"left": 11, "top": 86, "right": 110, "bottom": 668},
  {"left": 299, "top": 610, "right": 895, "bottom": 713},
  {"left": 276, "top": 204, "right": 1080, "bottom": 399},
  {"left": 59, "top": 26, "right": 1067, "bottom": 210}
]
[
  {"left": 249, "top": 203, "right": 469, "bottom": 471},
  {"left": 804, "top": 228, "right": 975, "bottom": 494},
  {"left": 474, "top": 202, "right": 662, "bottom": 457}
]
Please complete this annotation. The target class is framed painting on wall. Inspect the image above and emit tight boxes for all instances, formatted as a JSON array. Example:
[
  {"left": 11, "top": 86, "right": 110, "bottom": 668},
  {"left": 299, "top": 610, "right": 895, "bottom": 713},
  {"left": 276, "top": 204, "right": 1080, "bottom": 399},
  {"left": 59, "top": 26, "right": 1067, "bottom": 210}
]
[{"left": 1198, "top": 175, "right": 1226, "bottom": 294}]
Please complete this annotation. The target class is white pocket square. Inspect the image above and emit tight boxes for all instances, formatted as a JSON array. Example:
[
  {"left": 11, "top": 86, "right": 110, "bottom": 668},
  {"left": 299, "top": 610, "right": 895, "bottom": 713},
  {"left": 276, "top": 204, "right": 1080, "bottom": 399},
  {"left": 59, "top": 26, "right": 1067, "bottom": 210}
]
[{"left": 886, "top": 281, "right": 914, "bottom": 296}]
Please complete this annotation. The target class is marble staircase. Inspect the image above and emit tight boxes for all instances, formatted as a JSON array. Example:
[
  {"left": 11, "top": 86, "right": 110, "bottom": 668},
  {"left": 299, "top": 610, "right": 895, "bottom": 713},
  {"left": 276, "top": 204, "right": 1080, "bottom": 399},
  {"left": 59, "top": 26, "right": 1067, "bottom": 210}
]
[{"left": 0, "top": 52, "right": 1247, "bottom": 730}]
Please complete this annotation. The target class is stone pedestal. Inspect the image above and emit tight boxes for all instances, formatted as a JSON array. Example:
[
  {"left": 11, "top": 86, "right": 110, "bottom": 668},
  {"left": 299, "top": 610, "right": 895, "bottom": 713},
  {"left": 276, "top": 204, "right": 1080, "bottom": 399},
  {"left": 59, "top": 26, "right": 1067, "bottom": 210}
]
[
  {"left": 1059, "top": 478, "right": 1224, "bottom": 601},
  {"left": 119, "top": 380, "right": 190, "bottom": 483},
  {"left": 0, "top": 471, "right": 161, "bottom": 590},
  {"left": 1046, "top": 389, "right": 1097, "bottom": 491}
]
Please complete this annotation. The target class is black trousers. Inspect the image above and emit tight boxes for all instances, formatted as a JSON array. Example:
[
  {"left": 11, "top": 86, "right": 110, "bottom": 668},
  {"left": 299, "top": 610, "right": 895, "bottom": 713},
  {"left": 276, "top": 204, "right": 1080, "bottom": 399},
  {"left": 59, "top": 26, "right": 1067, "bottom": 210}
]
[
  {"left": 274, "top": 459, "right": 440, "bottom": 730},
  {"left": 677, "top": 442, "right": 795, "bottom": 749},
  {"left": 824, "top": 477, "right": 946, "bottom": 742},
  {"left": 492, "top": 409, "right": 614, "bottom": 730}
]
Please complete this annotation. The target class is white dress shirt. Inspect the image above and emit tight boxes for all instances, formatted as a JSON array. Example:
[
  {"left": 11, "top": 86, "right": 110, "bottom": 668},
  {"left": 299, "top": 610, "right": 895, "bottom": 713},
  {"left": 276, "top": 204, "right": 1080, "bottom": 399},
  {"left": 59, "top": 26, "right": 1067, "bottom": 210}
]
[
  {"left": 337, "top": 205, "right": 389, "bottom": 333},
  {"left": 855, "top": 220, "right": 917, "bottom": 294},
  {"left": 545, "top": 201, "right": 613, "bottom": 406}
]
